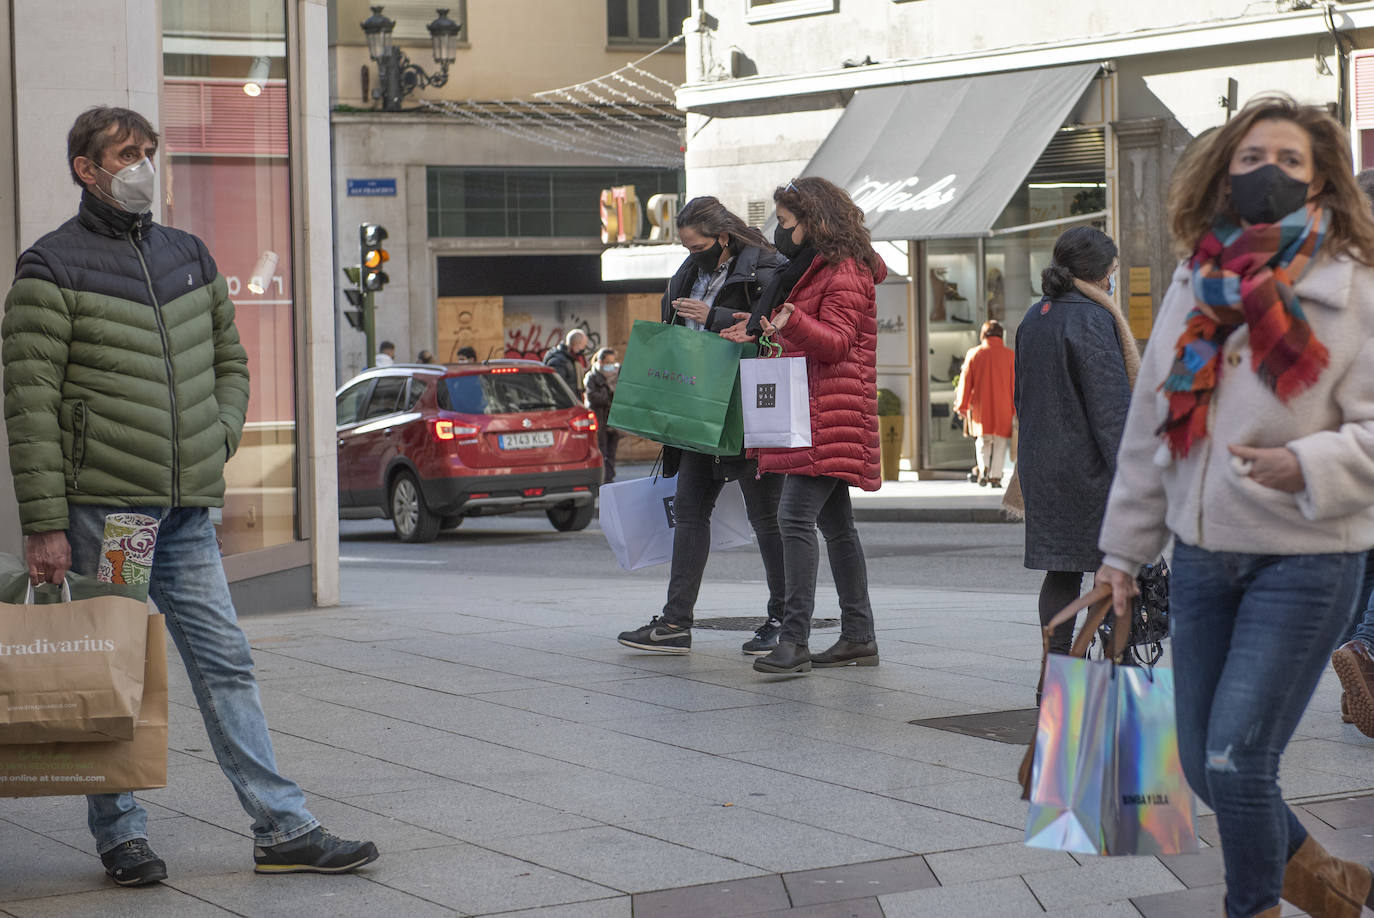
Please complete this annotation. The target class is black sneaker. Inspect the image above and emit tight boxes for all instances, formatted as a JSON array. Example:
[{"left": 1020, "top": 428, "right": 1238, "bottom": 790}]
[
  {"left": 100, "top": 838, "right": 167, "bottom": 887},
  {"left": 617, "top": 616, "right": 691, "bottom": 654},
  {"left": 742, "top": 618, "right": 781, "bottom": 655},
  {"left": 253, "top": 827, "right": 380, "bottom": 875}
]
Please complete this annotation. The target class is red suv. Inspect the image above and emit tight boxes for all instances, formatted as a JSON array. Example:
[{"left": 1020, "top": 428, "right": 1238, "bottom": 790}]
[{"left": 336, "top": 361, "right": 603, "bottom": 542}]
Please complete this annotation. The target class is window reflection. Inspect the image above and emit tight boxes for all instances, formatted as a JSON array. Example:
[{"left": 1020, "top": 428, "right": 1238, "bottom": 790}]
[{"left": 162, "top": 0, "right": 297, "bottom": 554}]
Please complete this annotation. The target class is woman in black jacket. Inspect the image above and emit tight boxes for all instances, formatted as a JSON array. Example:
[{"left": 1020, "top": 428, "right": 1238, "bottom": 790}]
[
  {"left": 1014, "top": 226, "right": 1136, "bottom": 670},
  {"left": 583, "top": 347, "right": 620, "bottom": 483},
  {"left": 617, "top": 196, "right": 789, "bottom": 657}
]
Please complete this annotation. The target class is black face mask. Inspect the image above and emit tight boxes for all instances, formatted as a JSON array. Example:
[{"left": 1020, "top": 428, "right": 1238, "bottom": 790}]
[
  {"left": 774, "top": 222, "right": 803, "bottom": 258},
  {"left": 1228, "top": 163, "right": 1310, "bottom": 226},
  {"left": 691, "top": 240, "right": 724, "bottom": 271}
]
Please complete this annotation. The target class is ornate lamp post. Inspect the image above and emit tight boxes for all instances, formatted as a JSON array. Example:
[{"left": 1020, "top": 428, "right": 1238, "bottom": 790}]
[{"left": 361, "top": 6, "right": 462, "bottom": 112}]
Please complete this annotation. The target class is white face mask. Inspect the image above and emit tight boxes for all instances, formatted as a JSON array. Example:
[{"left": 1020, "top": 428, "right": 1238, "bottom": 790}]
[
  {"left": 601, "top": 363, "right": 619, "bottom": 374},
  {"left": 97, "top": 158, "right": 156, "bottom": 214}
]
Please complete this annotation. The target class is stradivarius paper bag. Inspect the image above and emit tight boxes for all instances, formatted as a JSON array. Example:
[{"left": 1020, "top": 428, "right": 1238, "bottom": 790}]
[
  {"left": 0, "top": 614, "right": 167, "bottom": 797},
  {"left": 0, "top": 584, "right": 150, "bottom": 744}
]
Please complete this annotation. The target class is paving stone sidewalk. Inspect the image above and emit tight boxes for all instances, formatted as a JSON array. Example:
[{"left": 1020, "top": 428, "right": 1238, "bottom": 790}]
[{"left": 3, "top": 566, "right": 1373, "bottom": 916}]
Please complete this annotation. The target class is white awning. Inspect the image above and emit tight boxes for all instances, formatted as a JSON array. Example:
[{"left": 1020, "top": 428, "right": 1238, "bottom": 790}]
[{"left": 600, "top": 244, "right": 687, "bottom": 282}]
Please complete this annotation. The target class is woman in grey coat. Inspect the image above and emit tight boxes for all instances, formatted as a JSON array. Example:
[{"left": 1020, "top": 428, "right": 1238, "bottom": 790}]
[{"left": 1014, "top": 226, "right": 1136, "bottom": 662}]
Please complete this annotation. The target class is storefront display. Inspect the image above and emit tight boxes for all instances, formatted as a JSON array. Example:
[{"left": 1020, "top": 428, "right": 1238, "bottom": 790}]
[{"left": 163, "top": 0, "right": 296, "bottom": 554}]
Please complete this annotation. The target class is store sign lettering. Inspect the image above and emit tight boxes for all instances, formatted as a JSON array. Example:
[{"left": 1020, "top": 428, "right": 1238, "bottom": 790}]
[
  {"left": 600, "top": 186, "right": 679, "bottom": 245},
  {"left": 851, "top": 174, "right": 957, "bottom": 215}
]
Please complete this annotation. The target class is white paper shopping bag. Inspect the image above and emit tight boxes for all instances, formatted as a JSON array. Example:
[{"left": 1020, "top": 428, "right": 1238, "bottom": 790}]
[
  {"left": 600, "top": 475, "right": 755, "bottom": 571},
  {"left": 741, "top": 357, "right": 811, "bottom": 448}
]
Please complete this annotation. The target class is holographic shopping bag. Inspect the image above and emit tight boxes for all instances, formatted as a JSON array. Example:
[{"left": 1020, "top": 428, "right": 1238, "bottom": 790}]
[
  {"left": 1025, "top": 654, "right": 1197, "bottom": 856},
  {"left": 1107, "top": 665, "right": 1197, "bottom": 856}
]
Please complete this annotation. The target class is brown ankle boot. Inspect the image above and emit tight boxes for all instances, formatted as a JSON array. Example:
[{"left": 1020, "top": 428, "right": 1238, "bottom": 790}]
[
  {"left": 1332, "top": 641, "right": 1374, "bottom": 736},
  {"left": 1281, "top": 834, "right": 1374, "bottom": 917}
]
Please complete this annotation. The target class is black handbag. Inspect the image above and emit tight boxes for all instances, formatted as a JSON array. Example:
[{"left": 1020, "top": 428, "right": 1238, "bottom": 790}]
[{"left": 1093, "top": 559, "right": 1170, "bottom": 666}]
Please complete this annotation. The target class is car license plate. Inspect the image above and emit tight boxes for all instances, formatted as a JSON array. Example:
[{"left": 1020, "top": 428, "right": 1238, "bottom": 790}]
[{"left": 498, "top": 431, "right": 554, "bottom": 450}]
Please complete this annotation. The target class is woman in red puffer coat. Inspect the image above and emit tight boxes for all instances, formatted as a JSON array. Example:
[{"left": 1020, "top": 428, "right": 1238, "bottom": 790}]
[{"left": 728, "top": 176, "right": 884, "bottom": 675}]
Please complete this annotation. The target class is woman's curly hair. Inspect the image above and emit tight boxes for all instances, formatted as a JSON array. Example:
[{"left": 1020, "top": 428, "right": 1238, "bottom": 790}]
[
  {"left": 773, "top": 176, "right": 884, "bottom": 279},
  {"left": 1169, "top": 93, "right": 1374, "bottom": 264}
]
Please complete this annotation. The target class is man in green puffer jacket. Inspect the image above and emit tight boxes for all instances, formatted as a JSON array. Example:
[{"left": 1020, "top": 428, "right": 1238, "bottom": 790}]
[{"left": 1, "top": 106, "right": 378, "bottom": 886}]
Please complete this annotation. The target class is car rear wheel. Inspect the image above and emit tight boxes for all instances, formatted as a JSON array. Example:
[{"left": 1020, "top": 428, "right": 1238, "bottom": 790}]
[
  {"left": 546, "top": 501, "right": 594, "bottom": 532},
  {"left": 390, "top": 471, "right": 441, "bottom": 543}
]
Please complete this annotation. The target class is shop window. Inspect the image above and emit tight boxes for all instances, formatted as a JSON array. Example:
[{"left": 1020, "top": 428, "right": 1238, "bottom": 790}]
[
  {"left": 925, "top": 240, "right": 980, "bottom": 472},
  {"left": 607, "top": 0, "right": 690, "bottom": 45},
  {"left": 162, "top": 0, "right": 297, "bottom": 555},
  {"left": 427, "top": 166, "right": 684, "bottom": 239}
]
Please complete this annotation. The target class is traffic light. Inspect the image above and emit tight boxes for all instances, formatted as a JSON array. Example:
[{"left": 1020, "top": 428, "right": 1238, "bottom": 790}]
[
  {"left": 359, "top": 223, "right": 389, "bottom": 291},
  {"left": 342, "top": 288, "right": 365, "bottom": 330}
]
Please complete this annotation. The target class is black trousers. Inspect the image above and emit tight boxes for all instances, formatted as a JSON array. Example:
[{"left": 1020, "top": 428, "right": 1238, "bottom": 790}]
[
  {"left": 660, "top": 450, "right": 785, "bottom": 627},
  {"left": 776, "top": 473, "right": 875, "bottom": 646},
  {"left": 596, "top": 427, "right": 620, "bottom": 483},
  {"left": 1039, "top": 570, "right": 1084, "bottom": 656}
]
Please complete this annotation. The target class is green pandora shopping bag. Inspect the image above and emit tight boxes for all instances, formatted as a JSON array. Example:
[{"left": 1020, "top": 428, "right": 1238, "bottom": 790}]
[{"left": 608, "top": 320, "right": 752, "bottom": 455}]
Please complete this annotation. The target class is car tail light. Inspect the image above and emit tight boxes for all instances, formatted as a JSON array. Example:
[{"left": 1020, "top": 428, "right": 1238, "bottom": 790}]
[
  {"left": 434, "top": 419, "right": 478, "bottom": 440},
  {"left": 523, "top": 487, "right": 545, "bottom": 497},
  {"left": 470, "top": 492, "right": 491, "bottom": 499},
  {"left": 573, "top": 485, "right": 590, "bottom": 492},
  {"left": 571, "top": 411, "right": 598, "bottom": 432},
  {"left": 489, "top": 367, "right": 520, "bottom": 374}
]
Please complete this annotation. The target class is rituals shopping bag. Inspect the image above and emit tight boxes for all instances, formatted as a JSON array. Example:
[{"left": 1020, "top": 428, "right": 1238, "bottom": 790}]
[
  {"left": 607, "top": 320, "right": 750, "bottom": 455},
  {"left": 600, "top": 474, "right": 754, "bottom": 570},
  {"left": 741, "top": 354, "right": 811, "bottom": 448},
  {"left": 0, "top": 613, "right": 167, "bottom": 797},
  {"left": 1021, "top": 586, "right": 1197, "bottom": 856},
  {"left": 0, "top": 581, "right": 150, "bottom": 743}
]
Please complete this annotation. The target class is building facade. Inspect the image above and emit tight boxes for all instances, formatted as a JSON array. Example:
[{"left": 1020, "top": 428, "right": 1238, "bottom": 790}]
[
  {"left": 678, "top": 0, "right": 1374, "bottom": 474},
  {"left": 0, "top": 0, "right": 340, "bottom": 611},
  {"left": 328, "top": 0, "right": 688, "bottom": 387}
]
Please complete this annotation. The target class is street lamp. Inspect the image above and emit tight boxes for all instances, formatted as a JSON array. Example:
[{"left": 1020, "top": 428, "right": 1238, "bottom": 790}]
[{"left": 360, "top": 6, "right": 462, "bottom": 112}]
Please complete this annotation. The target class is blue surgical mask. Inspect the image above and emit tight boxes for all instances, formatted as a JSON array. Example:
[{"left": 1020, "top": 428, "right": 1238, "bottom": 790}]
[{"left": 1107, "top": 274, "right": 1116, "bottom": 297}]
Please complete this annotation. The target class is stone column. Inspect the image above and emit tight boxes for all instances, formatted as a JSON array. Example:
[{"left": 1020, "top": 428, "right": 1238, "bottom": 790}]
[
  {"left": 1112, "top": 117, "right": 1189, "bottom": 345},
  {"left": 0, "top": 0, "right": 162, "bottom": 553}
]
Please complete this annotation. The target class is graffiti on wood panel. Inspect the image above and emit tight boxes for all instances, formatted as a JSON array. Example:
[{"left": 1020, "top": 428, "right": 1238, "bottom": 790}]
[{"left": 503, "top": 314, "right": 601, "bottom": 366}]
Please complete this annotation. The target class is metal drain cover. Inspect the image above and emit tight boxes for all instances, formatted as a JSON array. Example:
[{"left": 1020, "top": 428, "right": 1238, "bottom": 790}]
[
  {"left": 693, "top": 617, "right": 840, "bottom": 632},
  {"left": 909, "top": 708, "right": 1040, "bottom": 745}
]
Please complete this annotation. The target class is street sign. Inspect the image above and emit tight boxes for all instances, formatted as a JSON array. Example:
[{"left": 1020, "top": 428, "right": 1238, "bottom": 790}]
[{"left": 347, "top": 178, "right": 397, "bottom": 197}]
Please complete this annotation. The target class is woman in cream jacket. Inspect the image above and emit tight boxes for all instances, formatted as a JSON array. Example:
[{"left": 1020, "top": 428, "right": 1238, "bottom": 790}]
[{"left": 1097, "top": 95, "right": 1374, "bottom": 918}]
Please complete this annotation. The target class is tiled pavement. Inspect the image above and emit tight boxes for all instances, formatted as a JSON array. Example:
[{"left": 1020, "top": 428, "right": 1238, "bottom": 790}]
[{"left": 3, "top": 560, "right": 1374, "bottom": 916}]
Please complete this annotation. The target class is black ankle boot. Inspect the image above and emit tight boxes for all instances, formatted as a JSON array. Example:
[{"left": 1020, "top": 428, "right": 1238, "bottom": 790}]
[
  {"left": 753, "top": 641, "right": 811, "bottom": 674},
  {"left": 811, "top": 638, "right": 879, "bottom": 667}
]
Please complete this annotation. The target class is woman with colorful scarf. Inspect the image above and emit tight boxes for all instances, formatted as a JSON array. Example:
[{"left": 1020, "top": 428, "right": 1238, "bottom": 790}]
[{"left": 1097, "top": 95, "right": 1374, "bottom": 918}]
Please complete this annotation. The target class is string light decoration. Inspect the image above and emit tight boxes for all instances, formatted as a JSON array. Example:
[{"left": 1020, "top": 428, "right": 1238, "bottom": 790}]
[{"left": 420, "top": 38, "right": 685, "bottom": 167}]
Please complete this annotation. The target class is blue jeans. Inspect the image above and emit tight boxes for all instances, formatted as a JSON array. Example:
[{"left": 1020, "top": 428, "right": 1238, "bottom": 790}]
[
  {"left": 1339, "top": 550, "right": 1374, "bottom": 649},
  {"left": 776, "top": 474, "right": 875, "bottom": 646},
  {"left": 67, "top": 505, "right": 317, "bottom": 853},
  {"left": 1170, "top": 541, "right": 1362, "bottom": 918}
]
